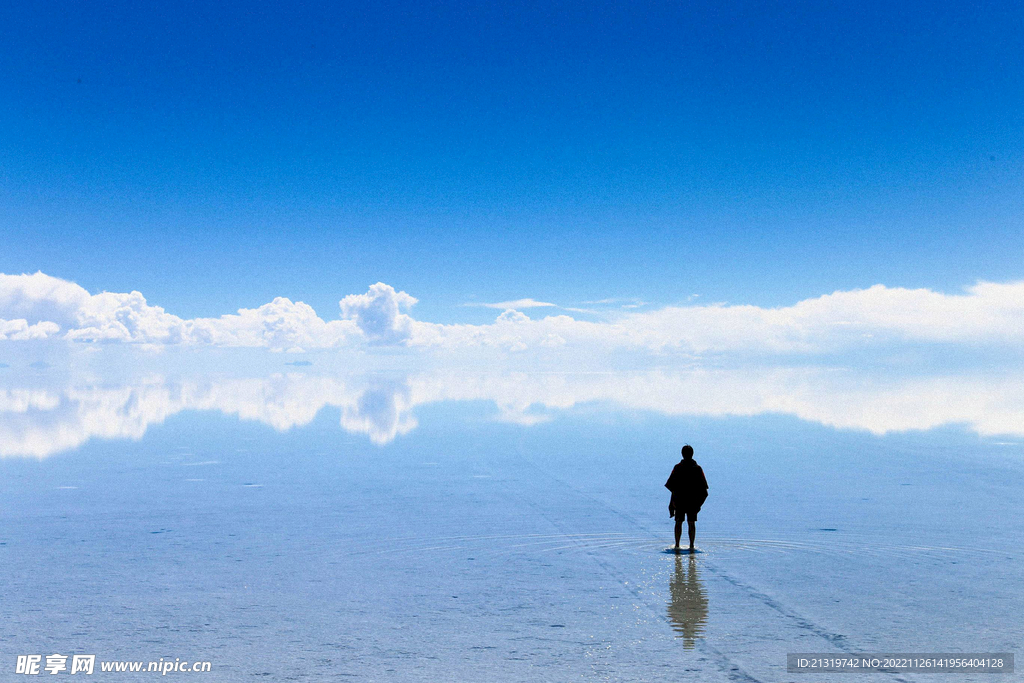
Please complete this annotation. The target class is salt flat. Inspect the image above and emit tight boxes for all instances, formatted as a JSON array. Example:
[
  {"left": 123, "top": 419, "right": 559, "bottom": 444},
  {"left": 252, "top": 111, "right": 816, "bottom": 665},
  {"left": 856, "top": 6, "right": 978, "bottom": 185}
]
[{"left": 1, "top": 380, "right": 1020, "bottom": 682}]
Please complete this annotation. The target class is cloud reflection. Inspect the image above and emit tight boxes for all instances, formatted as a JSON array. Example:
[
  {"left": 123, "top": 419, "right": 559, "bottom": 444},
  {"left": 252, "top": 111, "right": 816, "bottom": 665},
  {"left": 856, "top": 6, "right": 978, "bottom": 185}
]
[{"left": 1, "top": 366, "right": 1023, "bottom": 457}]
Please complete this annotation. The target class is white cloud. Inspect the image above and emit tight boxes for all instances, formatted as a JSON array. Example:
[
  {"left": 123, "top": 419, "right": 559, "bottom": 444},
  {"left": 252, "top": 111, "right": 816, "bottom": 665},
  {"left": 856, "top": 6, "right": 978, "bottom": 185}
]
[
  {"left": 0, "top": 318, "right": 61, "bottom": 341},
  {"left": 65, "top": 290, "right": 188, "bottom": 343},
  {"left": 339, "top": 282, "right": 418, "bottom": 344},
  {"left": 465, "top": 298, "right": 557, "bottom": 309},
  {"left": 190, "top": 298, "right": 357, "bottom": 352},
  {"left": 419, "top": 281, "right": 1024, "bottom": 354},
  {"left": 580, "top": 297, "right": 647, "bottom": 308},
  {"left": 2, "top": 272, "right": 1024, "bottom": 355},
  {"left": 0, "top": 272, "right": 92, "bottom": 326},
  {"left": 0, "top": 272, "right": 361, "bottom": 350}
]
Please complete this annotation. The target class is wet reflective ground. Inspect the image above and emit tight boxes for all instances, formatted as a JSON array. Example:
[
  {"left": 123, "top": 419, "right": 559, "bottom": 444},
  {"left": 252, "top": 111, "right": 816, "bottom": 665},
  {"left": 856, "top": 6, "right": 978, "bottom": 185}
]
[{"left": 1, "top": 364, "right": 1022, "bottom": 681}]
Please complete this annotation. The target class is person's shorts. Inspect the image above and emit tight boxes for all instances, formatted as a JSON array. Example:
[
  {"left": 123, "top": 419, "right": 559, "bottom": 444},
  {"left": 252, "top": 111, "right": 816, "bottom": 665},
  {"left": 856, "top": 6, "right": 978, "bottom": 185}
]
[
  {"left": 671, "top": 493, "right": 703, "bottom": 521},
  {"left": 677, "top": 509, "right": 698, "bottom": 522}
]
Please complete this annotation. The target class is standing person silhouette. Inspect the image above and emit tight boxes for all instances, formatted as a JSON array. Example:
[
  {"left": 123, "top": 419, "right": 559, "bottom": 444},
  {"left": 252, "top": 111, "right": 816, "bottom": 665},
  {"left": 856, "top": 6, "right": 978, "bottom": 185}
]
[{"left": 665, "top": 445, "right": 709, "bottom": 551}]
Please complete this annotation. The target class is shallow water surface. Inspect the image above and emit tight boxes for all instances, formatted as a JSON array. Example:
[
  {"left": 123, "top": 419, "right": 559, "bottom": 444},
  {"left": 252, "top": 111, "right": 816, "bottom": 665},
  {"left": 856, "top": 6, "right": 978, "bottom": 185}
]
[{"left": 1, "top": 368, "right": 1021, "bottom": 681}]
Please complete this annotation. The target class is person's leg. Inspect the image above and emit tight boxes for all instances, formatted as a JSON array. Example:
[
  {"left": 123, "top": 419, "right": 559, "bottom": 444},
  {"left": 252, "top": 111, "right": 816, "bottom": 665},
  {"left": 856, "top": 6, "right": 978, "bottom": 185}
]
[
  {"left": 674, "top": 518, "right": 683, "bottom": 548},
  {"left": 687, "top": 518, "right": 696, "bottom": 550}
]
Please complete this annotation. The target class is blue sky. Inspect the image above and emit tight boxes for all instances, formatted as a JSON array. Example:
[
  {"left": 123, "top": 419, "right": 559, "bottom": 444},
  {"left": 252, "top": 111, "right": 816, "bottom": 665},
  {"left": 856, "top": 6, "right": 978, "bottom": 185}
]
[{"left": 1, "top": 0, "right": 1022, "bottom": 324}]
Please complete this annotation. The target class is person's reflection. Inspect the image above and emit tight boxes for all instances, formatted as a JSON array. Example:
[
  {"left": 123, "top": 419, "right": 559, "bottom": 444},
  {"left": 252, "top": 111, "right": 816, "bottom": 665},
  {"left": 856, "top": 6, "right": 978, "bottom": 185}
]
[{"left": 667, "top": 552, "right": 708, "bottom": 648}]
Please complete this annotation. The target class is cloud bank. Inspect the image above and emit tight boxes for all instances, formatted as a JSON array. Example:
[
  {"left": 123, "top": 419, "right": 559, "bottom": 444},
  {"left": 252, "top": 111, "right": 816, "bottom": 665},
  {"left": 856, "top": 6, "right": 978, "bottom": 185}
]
[
  {"left": 466, "top": 298, "right": 557, "bottom": 309},
  {"left": 1, "top": 272, "right": 1023, "bottom": 355}
]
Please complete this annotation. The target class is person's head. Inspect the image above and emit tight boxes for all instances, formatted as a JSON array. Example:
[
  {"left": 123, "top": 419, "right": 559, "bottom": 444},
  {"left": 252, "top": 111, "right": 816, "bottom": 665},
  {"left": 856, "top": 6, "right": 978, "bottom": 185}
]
[{"left": 681, "top": 444, "right": 694, "bottom": 461}]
